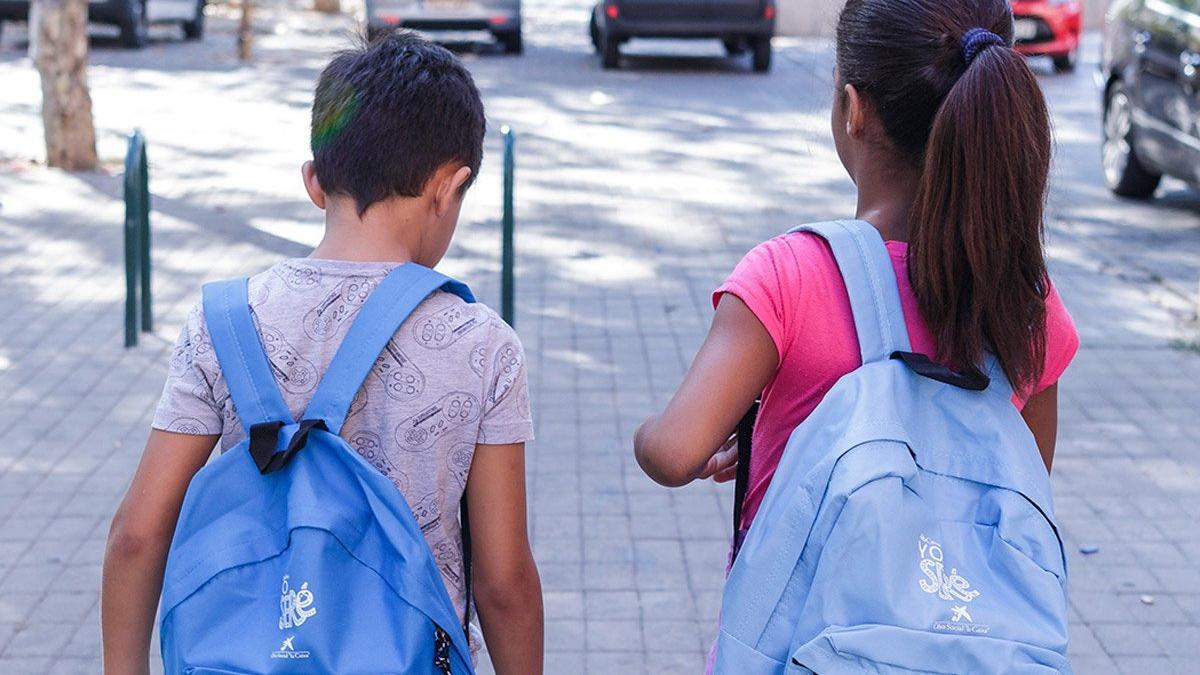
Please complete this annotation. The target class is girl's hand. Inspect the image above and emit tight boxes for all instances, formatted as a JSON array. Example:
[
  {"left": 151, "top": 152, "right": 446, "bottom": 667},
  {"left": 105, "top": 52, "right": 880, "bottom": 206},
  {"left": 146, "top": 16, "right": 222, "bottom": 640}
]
[
  {"left": 634, "top": 294, "right": 777, "bottom": 487},
  {"left": 698, "top": 434, "right": 739, "bottom": 483}
]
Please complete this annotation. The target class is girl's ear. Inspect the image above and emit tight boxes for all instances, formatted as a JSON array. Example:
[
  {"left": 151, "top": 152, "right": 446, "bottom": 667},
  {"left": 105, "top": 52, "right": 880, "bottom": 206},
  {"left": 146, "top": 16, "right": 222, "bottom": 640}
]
[
  {"left": 301, "top": 161, "right": 326, "bottom": 210},
  {"left": 843, "top": 84, "right": 867, "bottom": 139}
]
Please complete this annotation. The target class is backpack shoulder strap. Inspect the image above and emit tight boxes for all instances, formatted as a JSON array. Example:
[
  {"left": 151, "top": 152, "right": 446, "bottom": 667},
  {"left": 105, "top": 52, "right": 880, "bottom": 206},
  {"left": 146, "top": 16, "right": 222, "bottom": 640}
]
[
  {"left": 302, "top": 263, "right": 474, "bottom": 434},
  {"left": 789, "top": 220, "right": 912, "bottom": 364},
  {"left": 201, "top": 278, "right": 295, "bottom": 433},
  {"left": 731, "top": 221, "right": 911, "bottom": 557}
]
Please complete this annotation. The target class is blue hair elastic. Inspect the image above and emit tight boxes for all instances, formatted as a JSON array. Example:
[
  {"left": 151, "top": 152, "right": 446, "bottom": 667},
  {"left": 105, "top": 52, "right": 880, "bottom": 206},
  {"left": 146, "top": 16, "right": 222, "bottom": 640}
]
[{"left": 961, "top": 27, "right": 1005, "bottom": 66}]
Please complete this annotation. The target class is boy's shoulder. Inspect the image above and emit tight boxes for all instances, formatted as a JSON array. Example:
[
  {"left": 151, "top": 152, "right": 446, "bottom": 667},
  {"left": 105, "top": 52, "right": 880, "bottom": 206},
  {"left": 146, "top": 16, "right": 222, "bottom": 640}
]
[{"left": 237, "top": 259, "right": 520, "bottom": 349}]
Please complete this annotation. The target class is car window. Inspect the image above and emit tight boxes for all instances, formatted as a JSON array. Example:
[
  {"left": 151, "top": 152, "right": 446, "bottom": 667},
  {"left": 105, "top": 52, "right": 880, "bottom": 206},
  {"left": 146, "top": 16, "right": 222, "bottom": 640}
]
[
  {"left": 1151, "top": 0, "right": 1198, "bottom": 17},
  {"left": 1144, "top": 0, "right": 1200, "bottom": 37}
]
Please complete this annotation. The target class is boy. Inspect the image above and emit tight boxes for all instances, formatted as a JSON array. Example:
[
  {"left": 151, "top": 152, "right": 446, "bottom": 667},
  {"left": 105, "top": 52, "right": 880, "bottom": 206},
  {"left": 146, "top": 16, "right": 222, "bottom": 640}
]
[{"left": 101, "top": 32, "right": 543, "bottom": 675}]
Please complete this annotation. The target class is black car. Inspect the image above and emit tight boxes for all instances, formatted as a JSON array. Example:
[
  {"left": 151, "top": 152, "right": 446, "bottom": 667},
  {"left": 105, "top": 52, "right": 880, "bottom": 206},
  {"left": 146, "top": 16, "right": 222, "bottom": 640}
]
[
  {"left": 0, "top": 0, "right": 205, "bottom": 48},
  {"left": 589, "top": 0, "right": 776, "bottom": 72},
  {"left": 1100, "top": 0, "right": 1200, "bottom": 198}
]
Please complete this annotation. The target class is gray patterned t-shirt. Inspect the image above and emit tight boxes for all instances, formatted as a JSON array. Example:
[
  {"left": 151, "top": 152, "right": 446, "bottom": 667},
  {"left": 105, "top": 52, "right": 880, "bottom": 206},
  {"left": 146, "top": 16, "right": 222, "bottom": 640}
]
[{"left": 152, "top": 258, "right": 534, "bottom": 634}]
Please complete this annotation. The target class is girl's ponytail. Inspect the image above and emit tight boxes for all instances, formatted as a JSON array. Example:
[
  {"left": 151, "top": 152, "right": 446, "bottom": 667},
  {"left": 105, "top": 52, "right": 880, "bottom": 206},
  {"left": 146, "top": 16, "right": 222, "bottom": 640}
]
[
  {"left": 836, "top": 0, "right": 1052, "bottom": 392},
  {"left": 909, "top": 30, "right": 1051, "bottom": 391}
]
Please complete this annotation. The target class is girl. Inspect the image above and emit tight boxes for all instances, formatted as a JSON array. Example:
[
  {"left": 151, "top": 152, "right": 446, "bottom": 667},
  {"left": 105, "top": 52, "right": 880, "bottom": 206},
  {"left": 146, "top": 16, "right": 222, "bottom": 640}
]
[{"left": 634, "top": 0, "right": 1079, "bottom": 662}]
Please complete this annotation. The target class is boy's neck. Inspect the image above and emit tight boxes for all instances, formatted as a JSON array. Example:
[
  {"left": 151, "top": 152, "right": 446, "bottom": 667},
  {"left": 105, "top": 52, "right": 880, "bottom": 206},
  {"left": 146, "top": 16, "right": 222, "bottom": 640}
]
[{"left": 309, "top": 199, "right": 422, "bottom": 264}]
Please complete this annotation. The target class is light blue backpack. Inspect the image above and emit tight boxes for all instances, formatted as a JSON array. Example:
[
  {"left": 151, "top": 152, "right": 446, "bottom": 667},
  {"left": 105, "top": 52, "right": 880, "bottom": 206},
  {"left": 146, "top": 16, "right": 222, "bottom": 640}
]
[
  {"left": 160, "top": 264, "right": 476, "bottom": 674},
  {"left": 716, "top": 221, "right": 1071, "bottom": 674}
]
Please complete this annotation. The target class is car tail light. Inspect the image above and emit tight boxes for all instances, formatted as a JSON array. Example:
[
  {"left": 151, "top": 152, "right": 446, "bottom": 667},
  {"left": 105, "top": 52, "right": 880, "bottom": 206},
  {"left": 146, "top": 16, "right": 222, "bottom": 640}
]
[
  {"left": 764, "top": 3, "right": 776, "bottom": 19},
  {"left": 379, "top": 13, "right": 400, "bottom": 24},
  {"left": 488, "top": 15, "right": 508, "bottom": 25},
  {"left": 605, "top": 4, "right": 619, "bottom": 19}
]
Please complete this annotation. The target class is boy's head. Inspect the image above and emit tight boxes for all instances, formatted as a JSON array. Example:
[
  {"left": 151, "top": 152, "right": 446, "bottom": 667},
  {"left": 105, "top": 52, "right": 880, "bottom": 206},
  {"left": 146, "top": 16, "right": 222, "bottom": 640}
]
[{"left": 304, "top": 31, "right": 486, "bottom": 261}]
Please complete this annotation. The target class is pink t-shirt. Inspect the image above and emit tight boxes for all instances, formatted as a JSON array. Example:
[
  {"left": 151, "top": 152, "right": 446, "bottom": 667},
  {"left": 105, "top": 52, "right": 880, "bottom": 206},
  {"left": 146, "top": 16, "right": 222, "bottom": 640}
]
[{"left": 714, "top": 232, "right": 1080, "bottom": 530}]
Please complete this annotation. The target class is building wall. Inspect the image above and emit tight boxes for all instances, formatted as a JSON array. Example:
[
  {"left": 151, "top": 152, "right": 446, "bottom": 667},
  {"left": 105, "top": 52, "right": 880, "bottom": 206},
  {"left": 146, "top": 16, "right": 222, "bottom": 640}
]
[{"left": 777, "top": 0, "right": 1111, "bottom": 37}]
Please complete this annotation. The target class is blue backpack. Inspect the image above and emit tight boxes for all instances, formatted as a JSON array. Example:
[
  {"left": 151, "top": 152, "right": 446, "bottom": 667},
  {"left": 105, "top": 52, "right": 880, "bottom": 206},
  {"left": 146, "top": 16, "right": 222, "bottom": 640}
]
[
  {"left": 160, "top": 263, "right": 477, "bottom": 674},
  {"left": 716, "top": 221, "right": 1071, "bottom": 674}
]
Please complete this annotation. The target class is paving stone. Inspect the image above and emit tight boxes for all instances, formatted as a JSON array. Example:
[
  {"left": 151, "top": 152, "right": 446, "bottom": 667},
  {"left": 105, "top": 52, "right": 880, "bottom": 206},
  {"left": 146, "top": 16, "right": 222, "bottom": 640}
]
[
  {"left": 4, "top": 622, "right": 75, "bottom": 657},
  {"left": 1150, "top": 625, "right": 1200, "bottom": 658},
  {"left": 586, "top": 650, "right": 647, "bottom": 675},
  {"left": 1114, "top": 655, "right": 1177, "bottom": 674},
  {"left": 1091, "top": 623, "right": 1166, "bottom": 656},
  {"left": 586, "top": 619, "right": 642, "bottom": 652},
  {"left": 545, "top": 619, "right": 585, "bottom": 652},
  {"left": 584, "top": 591, "right": 640, "bottom": 620}
]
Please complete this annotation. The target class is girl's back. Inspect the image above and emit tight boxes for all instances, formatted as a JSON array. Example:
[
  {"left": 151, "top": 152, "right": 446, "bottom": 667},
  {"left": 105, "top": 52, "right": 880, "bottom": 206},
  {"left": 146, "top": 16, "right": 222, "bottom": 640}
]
[{"left": 717, "top": 232, "right": 1078, "bottom": 530}]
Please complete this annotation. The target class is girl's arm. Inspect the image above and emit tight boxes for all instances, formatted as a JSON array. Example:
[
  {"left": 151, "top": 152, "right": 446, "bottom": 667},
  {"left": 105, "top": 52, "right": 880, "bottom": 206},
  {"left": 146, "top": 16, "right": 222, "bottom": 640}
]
[
  {"left": 103, "top": 430, "right": 216, "bottom": 675},
  {"left": 466, "top": 442, "right": 543, "bottom": 675},
  {"left": 1020, "top": 383, "right": 1059, "bottom": 473},
  {"left": 635, "top": 294, "right": 779, "bottom": 487}
]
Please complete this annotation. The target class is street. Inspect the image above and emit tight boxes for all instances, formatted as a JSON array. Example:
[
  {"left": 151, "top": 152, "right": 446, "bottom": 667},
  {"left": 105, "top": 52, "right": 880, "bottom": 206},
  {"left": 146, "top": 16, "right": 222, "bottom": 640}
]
[{"left": 0, "top": 1, "right": 1198, "bottom": 672}]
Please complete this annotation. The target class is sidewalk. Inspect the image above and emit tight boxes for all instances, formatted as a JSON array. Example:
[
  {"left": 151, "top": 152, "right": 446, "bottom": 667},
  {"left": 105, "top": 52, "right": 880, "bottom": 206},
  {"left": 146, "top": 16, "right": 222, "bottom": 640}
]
[{"left": 1, "top": 2, "right": 1198, "bottom": 673}]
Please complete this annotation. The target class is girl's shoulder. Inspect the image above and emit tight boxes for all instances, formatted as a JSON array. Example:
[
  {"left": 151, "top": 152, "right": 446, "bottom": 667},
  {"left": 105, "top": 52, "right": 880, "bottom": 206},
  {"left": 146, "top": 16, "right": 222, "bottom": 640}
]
[
  {"left": 714, "top": 229, "right": 853, "bottom": 359},
  {"left": 726, "top": 230, "right": 840, "bottom": 289}
]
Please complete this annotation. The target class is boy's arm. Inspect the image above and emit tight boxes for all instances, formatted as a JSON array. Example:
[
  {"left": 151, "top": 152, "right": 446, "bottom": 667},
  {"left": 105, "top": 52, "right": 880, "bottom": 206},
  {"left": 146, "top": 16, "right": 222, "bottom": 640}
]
[
  {"left": 102, "top": 429, "right": 217, "bottom": 675},
  {"left": 466, "top": 442, "right": 543, "bottom": 675}
]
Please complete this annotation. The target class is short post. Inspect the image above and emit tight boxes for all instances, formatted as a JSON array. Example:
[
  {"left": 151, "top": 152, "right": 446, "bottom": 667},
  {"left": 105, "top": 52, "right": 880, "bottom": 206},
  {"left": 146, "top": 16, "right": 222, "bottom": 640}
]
[
  {"left": 500, "top": 126, "right": 516, "bottom": 327},
  {"left": 124, "top": 130, "right": 152, "bottom": 347}
]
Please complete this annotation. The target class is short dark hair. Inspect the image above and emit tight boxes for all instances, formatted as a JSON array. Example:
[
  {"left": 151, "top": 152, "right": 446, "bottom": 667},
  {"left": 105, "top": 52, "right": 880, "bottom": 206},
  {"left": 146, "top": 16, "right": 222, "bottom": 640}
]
[{"left": 311, "top": 31, "right": 486, "bottom": 215}]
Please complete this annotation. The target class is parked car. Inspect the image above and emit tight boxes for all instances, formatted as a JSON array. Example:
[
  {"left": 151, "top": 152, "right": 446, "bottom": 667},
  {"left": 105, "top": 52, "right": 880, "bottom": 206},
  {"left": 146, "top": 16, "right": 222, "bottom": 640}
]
[
  {"left": 364, "top": 0, "right": 522, "bottom": 54},
  {"left": 1012, "top": 0, "right": 1083, "bottom": 72},
  {"left": 0, "top": 0, "right": 205, "bottom": 48},
  {"left": 588, "top": 0, "right": 776, "bottom": 72},
  {"left": 1100, "top": 0, "right": 1200, "bottom": 198}
]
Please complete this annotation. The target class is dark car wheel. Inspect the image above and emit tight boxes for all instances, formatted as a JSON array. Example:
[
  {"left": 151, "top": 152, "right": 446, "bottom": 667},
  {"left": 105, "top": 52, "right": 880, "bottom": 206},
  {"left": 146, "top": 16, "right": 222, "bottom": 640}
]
[
  {"left": 1052, "top": 50, "right": 1076, "bottom": 73},
  {"left": 601, "top": 31, "right": 620, "bottom": 69},
  {"left": 500, "top": 28, "right": 523, "bottom": 55},
  {"left": 182, "top": 0, "right": 205, "bottom": 40},
  {"left": 119, "top": 0, "right": 148, "bottom": 48},
  {"left": 1103, "top": 82, "right": 1161, "bottom": 199},
  {"left": 751, "top": 37, "right": 771, "bottom": 73},
  {"left": 589, "top": 11, "right": 600, "bottom": 53}
]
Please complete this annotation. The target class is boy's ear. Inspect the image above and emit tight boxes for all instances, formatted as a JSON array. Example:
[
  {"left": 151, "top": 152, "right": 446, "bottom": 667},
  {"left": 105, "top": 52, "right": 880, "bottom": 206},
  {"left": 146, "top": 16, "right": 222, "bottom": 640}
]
[
  {"left": 302, "top": 160, "right": 326, "bottom": 210},
  {"left": 432, "top": 165, "right": 474, "bottom": 217}
]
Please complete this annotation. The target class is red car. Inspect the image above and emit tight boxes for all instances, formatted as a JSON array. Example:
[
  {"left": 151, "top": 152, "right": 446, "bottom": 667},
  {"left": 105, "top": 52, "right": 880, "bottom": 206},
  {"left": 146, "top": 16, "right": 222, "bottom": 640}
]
[{"left": 1011, "top": 0, "right": 1083, "bottom": 72}]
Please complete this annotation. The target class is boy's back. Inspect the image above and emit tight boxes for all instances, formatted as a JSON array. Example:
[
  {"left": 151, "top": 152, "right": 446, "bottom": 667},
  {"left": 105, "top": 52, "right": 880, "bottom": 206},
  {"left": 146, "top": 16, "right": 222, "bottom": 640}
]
[
  {"left": 104, "top": 32, "right": 543, "bottom": 675},
  {"left": 154, "top": 257, "right": 532, "bottom": 622}
]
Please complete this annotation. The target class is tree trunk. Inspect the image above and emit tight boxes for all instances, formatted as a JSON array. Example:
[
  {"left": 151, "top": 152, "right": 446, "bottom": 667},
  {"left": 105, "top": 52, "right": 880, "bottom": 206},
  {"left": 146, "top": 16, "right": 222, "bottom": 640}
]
[
  {"left": 30, "top": 0, "right": 98, "bottom": 171},
  {"left": 313, "top": 0, "right": 340, "bottom": 14},
  {"left": 238, "top": 0, "right": 252, "bottom": 61}
]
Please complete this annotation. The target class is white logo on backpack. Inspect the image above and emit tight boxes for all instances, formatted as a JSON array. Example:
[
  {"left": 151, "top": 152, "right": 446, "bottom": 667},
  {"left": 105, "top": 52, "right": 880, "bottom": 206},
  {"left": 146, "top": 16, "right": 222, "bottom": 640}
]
[
  {"left": 918, "top": 535, "right": 981, "bottom": 602},
  {"left": 271, "top": 634, "right": 311, "bottom": 660},
  {"left": 920, "top": 535, "right": 992, "bottom": 635},
  {"left": 279, "top": 574, "right": 317, "bottom": 629}
]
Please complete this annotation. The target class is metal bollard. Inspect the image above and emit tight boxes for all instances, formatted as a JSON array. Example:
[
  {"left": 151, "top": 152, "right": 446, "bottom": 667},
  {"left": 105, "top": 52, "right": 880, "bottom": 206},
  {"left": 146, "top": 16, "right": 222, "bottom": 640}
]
[
  {"left": 124, "top": 130, "right": 152, "bottom": 348},
  {"left": 501, "top": 126, "right": 516, "bottom": 328}
]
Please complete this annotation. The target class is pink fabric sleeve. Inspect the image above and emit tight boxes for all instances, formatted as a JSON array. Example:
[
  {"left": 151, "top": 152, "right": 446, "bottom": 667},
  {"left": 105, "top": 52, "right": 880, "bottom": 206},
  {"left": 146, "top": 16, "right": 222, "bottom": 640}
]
[
  {"left": 1034, "top": 280, "right": 1080, "bottom": 395},
  {"left": 711, "top": 236, "right": 799, "bottom": 362}
]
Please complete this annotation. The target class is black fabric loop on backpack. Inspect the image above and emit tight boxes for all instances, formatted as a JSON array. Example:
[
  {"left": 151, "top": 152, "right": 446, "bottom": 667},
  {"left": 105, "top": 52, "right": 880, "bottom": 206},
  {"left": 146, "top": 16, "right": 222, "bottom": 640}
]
[
  {"left": 731, "top": 401, "right": 760, "bottom": 563},
  {"left": 248, "top": 421, "right": 285, "bottom": 474},
  {"left": 459, "top": 496, "right": 473, "bottom": 640},
  {"left": 249, "top": 419, "right": 329, "bottom": 475},
  {"left": 890, "top": 351, "right": 990, "bottom": 392}
]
